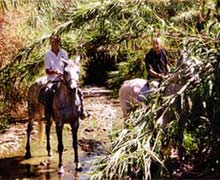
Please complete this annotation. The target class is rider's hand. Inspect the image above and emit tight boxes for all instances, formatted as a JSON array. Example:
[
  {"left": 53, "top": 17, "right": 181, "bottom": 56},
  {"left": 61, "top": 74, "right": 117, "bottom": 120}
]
[
  {"left": 162, "top": 74, "right": 169, "bottom": 79},
  {"left": 55, "top": 70, "right": 63, "bottom": 75},
  {"left": 159, "top": 74, "right": 168, "bottom": 80}
]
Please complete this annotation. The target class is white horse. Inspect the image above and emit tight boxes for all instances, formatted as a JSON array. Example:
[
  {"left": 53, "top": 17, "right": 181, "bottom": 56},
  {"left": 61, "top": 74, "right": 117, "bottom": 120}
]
[
  {"left": 119, "top": 78, "right": 160, "bottom": 117},
  {"left": 119, "top": 51, "right": 199, "bottom": 124}
]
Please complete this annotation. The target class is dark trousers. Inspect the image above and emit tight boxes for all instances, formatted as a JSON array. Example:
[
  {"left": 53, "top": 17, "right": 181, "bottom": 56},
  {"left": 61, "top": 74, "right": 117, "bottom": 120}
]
[
  {"left": 78, "top": 88, "right": 84, "bottom": 110},
  {"left": 44, "top": 83, "right": 58, "bottom": 121}
]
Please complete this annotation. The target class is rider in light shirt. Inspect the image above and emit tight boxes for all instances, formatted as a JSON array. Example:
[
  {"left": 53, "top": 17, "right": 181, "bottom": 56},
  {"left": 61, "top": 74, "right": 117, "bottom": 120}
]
[
  {"left": 45, "top": 35, "right": 68, "bottom": 78},
  {"left": 44, "top": 34, "right": 85, "bottom": 120}
]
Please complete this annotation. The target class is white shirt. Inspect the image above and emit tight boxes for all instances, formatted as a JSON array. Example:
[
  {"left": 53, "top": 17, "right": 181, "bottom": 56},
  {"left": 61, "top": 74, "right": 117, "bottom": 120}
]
[{"left": 44, "top": 49, "right": 68, "bottom": 72}]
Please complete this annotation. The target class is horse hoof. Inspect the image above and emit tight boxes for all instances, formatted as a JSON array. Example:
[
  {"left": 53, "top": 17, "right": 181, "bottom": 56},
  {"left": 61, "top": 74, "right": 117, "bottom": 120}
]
[
  {"left": 58, "top": 166, "right": 65, "bottom": 174},
  {"left": 48, "top": 152, "right": 53, "bottom": 157},
  {"left": 75, "top": 163, "right": 82, "bottom": 172},
  {"left": 25, "top": 152, "right": 31, "bottom": 159},
  {"left": 76, "top": 166, "right": 82, "bottom": 172}
]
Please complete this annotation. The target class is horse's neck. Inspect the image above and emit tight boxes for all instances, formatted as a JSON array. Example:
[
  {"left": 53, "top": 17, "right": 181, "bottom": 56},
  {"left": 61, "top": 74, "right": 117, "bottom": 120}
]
[{"left": 56, "top": 82, "right": 75, "bottom": 103}]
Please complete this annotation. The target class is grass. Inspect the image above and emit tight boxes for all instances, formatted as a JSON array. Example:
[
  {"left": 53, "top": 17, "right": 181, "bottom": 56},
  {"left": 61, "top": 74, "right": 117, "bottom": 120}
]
[{"left": 0, "top": 117, "right": 9, "bottom": 132}]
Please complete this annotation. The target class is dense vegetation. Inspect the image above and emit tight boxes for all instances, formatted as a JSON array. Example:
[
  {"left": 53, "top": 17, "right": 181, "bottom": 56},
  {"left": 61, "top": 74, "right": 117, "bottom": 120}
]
[{"left": 0, "top": 0, "right": 220, "bottom": 179}]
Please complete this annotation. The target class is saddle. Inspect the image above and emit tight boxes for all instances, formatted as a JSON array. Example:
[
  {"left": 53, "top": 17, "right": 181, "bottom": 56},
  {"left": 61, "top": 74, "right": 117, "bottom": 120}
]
[{"left": 38, "top": 81, "right": 60, "bottom": 105}]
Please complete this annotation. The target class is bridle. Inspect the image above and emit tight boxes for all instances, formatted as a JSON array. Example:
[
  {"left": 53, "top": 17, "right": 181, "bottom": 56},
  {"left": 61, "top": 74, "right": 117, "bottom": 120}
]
[
  {"left": 63, "top": 73, "right": 78, "bottom": 94},
  {"left": 62, "top": 59, "right": 80, "bottom": 93}
]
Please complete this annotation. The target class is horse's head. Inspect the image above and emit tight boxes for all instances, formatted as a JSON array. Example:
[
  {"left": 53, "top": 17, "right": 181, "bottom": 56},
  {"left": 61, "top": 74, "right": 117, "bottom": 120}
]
[{"left": 62, "top": 57, "right": 80, "bottom": 92}]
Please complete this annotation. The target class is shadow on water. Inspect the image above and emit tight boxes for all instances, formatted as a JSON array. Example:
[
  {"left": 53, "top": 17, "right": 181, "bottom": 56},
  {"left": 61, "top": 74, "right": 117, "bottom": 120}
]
[
  {"left": 0, "top": 156, "right": 39, "bottom": 179},
  {"left": 0, "top": 138, "right": 105, "bottom": 180},
  {"left": 0, "top": 154, "right": 98, "bottom": 180}
]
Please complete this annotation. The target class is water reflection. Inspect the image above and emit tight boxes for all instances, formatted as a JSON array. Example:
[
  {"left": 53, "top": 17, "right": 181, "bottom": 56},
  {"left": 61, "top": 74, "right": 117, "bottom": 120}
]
[
  {"left": 0, "top": 126, "right": 106, "bottom": 180},
  {"left": 0, "top": 155, "right": 91, "bottom": 180}
]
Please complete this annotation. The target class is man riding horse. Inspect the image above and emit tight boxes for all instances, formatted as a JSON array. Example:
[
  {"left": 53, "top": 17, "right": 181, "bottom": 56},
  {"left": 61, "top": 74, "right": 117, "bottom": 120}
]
[
  {"left": 144, "top": 37, "right": 170, "bottom": 88},
  {"left": 119, "top": 37, "right": 170, "bottom": 117},
  {"left": 43, "top": 34, "right": 86, "bottom": 121}
]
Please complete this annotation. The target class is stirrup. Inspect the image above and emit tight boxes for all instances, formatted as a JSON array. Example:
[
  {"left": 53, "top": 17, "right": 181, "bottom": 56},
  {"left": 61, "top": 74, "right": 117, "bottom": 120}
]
[{"left": 80, "top": 112, "right": 86, "bottom": 120}]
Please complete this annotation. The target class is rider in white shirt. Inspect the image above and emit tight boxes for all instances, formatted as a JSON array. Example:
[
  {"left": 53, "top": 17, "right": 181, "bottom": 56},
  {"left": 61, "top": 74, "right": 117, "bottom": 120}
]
[
  {"left": 45, "top": 35, "right": 68, "bottom": 77},
  {"left": 45, "top": 48, "right": 68, "bottom": 78},
  {"left": 44, "top": 34, "right": 85, "bottom": 120}
]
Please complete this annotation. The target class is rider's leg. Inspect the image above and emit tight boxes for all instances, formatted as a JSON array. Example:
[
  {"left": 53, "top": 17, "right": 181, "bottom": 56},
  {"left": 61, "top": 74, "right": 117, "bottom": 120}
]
[
  {"left": 77, "top": 88, "right": 86, "bottom": 119},
  {"left": 44, "top": 82, "right": 57, "bottom": 121},
  {"left": 45, "top": 89, "right": 53, "bottom": 122}
]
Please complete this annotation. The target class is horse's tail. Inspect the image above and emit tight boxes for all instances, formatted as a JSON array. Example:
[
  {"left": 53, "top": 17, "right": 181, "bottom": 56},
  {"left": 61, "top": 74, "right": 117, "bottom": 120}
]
[
  {"left": 119, "top": 84, "right": 130, "bottom": 117},
  {"left": 28, "top": 82, "right": 45, "bottom": 144},
  {"left": 38, "top": 120, "right": 44, "bottom": 144}
]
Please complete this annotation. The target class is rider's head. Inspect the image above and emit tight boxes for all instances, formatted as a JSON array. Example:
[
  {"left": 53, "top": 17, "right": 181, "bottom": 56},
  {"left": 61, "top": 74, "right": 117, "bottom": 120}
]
[
  {"left": 151, "top": 37, "right": 162, "bottom": 54},
  {"left": 50, "top": 34, "right": 61, "bottom": 51}
]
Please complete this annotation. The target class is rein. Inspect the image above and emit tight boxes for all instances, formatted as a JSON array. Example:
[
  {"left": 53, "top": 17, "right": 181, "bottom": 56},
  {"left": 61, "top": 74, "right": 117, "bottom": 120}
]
[
  {"left": 53, "top": 78, "right": 78, "bottom": 112},
  {"left": 49, "top": 77, "right": 77, "bottom": 88}
]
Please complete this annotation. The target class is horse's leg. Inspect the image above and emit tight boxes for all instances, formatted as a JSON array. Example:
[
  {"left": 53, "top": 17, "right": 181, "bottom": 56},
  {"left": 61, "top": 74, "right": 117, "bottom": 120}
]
[
  {"left": 25, "top": 120, "right": 33, "bottom": 159},
  {"left": 45, "top": 88, "right": 53, "bottom": 156},
  {"left": 55, "top": 122, "right": 64, "bottom": 174},
  {"left": 122, "top": 108, "right": 128, "bottom": 118},
  {"left": 45, "top": 117, "right": 52, "bottom": 156},
  {"left": 71, "top": 121, "right": 82, "bottom": 172}
]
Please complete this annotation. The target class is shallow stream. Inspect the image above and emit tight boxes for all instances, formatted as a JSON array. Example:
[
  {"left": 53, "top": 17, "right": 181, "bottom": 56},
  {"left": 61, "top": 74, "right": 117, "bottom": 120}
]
[{"left": 0, "top": 87, "right": 122, "bottom": 180}]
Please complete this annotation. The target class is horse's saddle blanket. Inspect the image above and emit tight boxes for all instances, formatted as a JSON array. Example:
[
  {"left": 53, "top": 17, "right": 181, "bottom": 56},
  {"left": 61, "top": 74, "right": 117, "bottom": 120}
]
[
  {"left": 38, "top": 82, "right": 60, "bottom": 105},
  {"left": 38, "top": 87, "right": 48, "bottom": 105},
  {"left": 138, "top": 83, "right": 150, "bottom": 101}
]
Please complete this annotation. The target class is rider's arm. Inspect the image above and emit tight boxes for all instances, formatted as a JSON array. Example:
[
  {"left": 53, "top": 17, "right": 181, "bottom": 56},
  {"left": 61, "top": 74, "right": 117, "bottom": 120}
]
[
  {"left": 46, "top": 69, "right": 63, "bottom": 75},
  {"left": 148, "top": 68, "right": 165, "bottom": 79}
]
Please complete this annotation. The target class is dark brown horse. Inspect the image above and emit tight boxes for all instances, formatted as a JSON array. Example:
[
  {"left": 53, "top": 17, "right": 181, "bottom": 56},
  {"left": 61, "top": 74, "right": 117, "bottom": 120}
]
[{"left": 25, "top": 58, "right": 82, "bottom": 174}]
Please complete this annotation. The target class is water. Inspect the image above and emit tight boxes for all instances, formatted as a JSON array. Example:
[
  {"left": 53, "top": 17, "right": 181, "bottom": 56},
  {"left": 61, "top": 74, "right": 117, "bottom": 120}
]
[
  {"left": 0, "top": 155, "right": 93, "bottom": 179},
  {"left": 0, "top": 124, "right": 104, "bottom": 180},
  {"left": 0, "top": 88, "right": 121, "bottom": 179}
]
